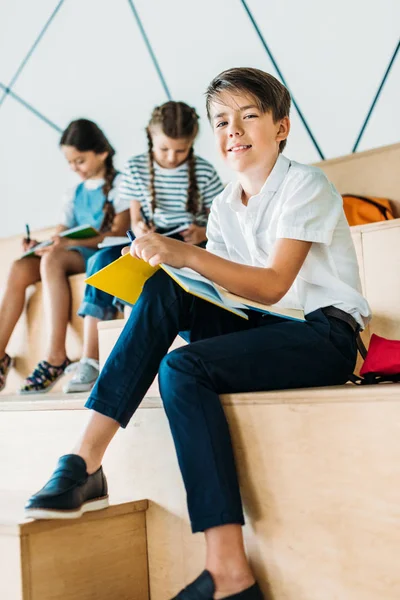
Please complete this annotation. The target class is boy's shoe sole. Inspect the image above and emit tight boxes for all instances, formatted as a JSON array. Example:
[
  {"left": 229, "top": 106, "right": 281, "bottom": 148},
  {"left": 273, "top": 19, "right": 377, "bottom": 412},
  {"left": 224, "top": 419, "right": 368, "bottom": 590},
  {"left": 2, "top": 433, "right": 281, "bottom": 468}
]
[{"left": 25, "top": 495, "right": 109, "bottom": 520}]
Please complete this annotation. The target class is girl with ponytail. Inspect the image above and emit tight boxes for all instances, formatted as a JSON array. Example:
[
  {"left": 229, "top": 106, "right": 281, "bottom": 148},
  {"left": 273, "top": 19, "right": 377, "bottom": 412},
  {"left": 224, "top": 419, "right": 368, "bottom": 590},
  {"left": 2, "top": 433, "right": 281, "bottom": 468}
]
[{"left": 0, "top": 119, "right": 130, "bottom": 394}]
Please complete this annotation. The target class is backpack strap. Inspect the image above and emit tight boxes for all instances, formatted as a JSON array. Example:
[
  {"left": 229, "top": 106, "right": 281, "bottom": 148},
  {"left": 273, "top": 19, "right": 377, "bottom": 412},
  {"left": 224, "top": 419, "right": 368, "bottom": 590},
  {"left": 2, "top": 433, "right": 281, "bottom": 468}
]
[{"left": 321, "top": 306, "right": 369, "bottom": 385}]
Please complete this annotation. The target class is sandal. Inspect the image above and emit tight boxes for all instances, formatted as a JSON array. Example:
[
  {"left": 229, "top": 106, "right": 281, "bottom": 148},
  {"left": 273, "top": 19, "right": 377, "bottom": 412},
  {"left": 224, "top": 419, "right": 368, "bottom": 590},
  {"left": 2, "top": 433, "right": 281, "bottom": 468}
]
[
  {"left": 0, "top": 353, "right": 14, "bottom": 392},
  {"left": 19, "top": 357, "right": 71, "bottom": 394}
]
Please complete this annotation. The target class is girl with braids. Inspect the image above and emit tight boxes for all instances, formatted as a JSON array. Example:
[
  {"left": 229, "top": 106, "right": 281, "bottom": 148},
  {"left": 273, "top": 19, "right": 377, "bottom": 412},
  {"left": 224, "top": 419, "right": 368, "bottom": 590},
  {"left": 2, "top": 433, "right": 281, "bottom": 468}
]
[
  {"left": 63, "top": 101, "right": 224, "bottom": 394},
  {"left": 0, "top": 119, "right": 130, "bottom": 394},
  {"left": 128, "top": 101, "right": 224, "bottom": 243}
]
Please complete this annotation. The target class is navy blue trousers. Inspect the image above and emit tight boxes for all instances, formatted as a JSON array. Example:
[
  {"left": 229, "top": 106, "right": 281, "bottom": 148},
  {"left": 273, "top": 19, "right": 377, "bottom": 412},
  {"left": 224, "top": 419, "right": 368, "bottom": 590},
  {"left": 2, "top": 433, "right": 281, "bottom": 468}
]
[
  {"left": 78, "top": 245, "right": 127, "bottom": 320},
  {"left": 86, "top": 270, "right": 357, "bottom": 532}
]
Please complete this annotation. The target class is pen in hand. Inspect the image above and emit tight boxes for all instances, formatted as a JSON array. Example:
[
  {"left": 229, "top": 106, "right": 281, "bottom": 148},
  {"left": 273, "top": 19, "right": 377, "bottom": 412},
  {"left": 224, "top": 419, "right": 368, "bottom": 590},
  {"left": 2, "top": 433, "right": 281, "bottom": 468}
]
[
  {"left": 25, "top": 224, "right": 31, "bottom": 244},
  {"left": 126, "top": 230, "right": 135, "bottom": 243}
]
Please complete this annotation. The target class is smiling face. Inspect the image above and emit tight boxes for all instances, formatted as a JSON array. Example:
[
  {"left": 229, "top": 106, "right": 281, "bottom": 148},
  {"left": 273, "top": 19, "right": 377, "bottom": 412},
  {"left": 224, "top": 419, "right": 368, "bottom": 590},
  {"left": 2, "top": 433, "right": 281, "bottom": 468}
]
[
  {"left": 209, "top": 90, "right": 290, "bottom": 174},
  {"left": 61, "top": 145, "right": 108, "bottom": 180}
]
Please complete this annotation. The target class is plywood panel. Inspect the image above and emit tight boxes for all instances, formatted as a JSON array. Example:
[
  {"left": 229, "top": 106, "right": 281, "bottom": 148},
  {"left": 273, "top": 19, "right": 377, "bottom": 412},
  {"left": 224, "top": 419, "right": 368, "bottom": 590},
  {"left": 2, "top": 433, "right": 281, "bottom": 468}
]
[
  {"left": 316, "top": 143, "right": 400, "bottom": 214},
  {"left": 0, "top": 535, "right": 23, "bottom": 600},
  {"left": 362, "top": 223, "right": 400, "bottom": 339},
  {"left": 27, "top": 511, "right": 148, "bottom": 600}
]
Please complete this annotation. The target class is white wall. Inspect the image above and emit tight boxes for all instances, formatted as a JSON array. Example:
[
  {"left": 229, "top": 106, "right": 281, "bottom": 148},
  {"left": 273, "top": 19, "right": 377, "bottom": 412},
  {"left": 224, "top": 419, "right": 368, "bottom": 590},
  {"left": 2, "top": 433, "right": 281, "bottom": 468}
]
[{"left": 0, "top": 0, "right": 399, "bottom": 238}]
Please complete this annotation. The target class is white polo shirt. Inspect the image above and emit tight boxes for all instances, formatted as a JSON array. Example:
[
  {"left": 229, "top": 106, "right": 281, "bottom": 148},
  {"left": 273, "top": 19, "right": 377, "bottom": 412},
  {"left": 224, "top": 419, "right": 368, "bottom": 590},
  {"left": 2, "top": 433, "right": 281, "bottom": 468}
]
[{"left": 206, "top": 154, "right": 371, "bottom": 328}]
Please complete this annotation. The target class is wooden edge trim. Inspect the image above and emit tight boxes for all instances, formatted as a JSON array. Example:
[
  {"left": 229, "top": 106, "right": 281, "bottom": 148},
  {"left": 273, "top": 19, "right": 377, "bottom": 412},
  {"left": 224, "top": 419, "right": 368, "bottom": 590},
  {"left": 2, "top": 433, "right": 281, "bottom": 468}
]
[{"left": 18, "top": 499, "right": 149, "bottom": 535}]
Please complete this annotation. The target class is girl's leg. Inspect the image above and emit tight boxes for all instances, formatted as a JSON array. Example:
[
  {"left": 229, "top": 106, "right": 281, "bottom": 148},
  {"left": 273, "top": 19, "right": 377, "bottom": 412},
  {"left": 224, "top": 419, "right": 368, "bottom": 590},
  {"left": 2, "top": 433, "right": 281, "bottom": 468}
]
[
  {"left": 82, "top": 315, "right": 100, "bottom": 360},
  {"left": 40, "top": 247, "right": 85, "bottom": 364},
  {"left": 63, "top": 246, "right": 125, "bottom": 394},
  {"left": 77, "top": 245, "right": 124, "bottom": 334},
  {"left": 0, "top": 256, "right": 41, "bottom": 357}
]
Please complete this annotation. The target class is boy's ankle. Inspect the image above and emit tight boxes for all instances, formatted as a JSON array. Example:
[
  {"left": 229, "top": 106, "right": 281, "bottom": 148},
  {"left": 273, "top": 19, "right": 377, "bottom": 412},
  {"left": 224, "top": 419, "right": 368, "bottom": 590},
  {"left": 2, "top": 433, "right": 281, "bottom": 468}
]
[{"left": 70, "top": 450, "right": 101, "bottom": 475}]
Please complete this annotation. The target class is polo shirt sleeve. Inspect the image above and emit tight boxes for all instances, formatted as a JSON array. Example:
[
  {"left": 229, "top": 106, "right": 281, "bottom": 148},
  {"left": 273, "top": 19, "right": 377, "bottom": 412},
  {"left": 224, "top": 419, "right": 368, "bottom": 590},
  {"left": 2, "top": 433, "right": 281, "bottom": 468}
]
[
  {"left": 276, "top": 171, "right": 342, "bottom": 245},
  {"left": 109, "top": 173, "right": 130, "bottom": 214},
  {"left": 205, "top": 199, "right": 230, "bottom": 259},
  {"left": 59, "top": 186, "right": 77, "bottom": 228}
]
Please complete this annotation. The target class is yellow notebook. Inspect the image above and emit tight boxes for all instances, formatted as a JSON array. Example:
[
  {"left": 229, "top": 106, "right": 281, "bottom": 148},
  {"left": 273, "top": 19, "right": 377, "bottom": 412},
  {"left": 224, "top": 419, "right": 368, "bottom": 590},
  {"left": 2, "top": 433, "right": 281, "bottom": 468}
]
[
  {"left": 86, "top": 253, "right": 305, "bottom": 322},
  {"left": 85, "top": 254, "right": 159, "bottom": 307}
]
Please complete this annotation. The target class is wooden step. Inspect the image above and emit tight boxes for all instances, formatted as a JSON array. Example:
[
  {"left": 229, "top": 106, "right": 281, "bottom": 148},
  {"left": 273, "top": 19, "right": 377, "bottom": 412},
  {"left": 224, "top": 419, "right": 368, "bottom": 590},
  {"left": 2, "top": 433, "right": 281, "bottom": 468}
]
[
  {"left": 0, "top": 492, "right": 149, "bottom": 600},
  {"left": 1, "top": 383, "right": 400, "bottom": 599}
]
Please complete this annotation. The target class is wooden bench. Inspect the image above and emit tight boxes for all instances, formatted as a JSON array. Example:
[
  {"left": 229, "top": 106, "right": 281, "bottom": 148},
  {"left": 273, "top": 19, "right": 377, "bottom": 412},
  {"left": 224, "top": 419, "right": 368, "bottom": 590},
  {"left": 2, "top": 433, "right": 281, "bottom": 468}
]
[{"left": 0, "top": 492, "right": 149, "bottom": 600}]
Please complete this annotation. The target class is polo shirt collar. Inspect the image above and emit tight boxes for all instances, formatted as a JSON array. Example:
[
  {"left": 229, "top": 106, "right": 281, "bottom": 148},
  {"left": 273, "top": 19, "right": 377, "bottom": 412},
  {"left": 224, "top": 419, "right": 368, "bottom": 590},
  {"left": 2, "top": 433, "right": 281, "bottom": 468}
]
[{"left": 227, "top": 154, "right": 291, "bottom": 212}]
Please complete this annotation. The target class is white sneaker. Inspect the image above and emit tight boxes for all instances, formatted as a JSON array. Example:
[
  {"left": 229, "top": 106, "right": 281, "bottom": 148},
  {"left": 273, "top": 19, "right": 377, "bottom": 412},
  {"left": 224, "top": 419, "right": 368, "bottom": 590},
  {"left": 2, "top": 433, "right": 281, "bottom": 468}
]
[{"left": 63, "top": 358, "right": 99, "bottom": 393}]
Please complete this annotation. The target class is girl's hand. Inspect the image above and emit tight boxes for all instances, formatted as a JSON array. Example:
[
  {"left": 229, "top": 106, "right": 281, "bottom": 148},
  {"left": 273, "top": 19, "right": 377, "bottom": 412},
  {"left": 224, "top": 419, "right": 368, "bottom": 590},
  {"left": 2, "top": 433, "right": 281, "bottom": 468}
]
[
  {"left": 34, "top": 236, "right": 71, "bottom": 256},
  {"left": 131, "top": 232, "right": 193, "bottom": 268},
  {"left": 132, "top": 220, "right": 155, "bottom": 238},
  {"left": 181, "top": 224, "right": 207, "bottom": 245},
  {"left": 22, "top": 239, "right": 39, "bottom": 252}
]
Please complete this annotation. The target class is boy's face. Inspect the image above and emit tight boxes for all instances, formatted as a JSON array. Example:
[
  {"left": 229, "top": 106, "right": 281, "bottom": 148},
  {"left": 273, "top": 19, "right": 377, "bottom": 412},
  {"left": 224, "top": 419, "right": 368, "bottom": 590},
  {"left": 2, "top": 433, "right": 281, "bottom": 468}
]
[{"left": 209, "top": 91, "right": 289, "bottom": 173}]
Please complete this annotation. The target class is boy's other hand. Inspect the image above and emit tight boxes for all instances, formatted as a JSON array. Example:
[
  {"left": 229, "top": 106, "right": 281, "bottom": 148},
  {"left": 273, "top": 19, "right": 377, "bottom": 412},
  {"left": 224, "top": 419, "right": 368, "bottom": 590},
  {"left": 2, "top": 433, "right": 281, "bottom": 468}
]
[
  {"left": 181, "top": 224, "right": 207, "bottom": 245},
  {"left": 131, "top": 232, "right": 192, "bottom": 268}
]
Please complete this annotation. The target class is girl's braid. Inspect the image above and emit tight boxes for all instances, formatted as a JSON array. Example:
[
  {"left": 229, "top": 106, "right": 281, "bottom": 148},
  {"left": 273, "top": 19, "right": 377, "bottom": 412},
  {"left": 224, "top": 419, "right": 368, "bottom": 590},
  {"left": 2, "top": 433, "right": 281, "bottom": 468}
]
[
  {"left": 146, "top": 127, "right": 156, "bottom": 218},
  {"left": 186, "top": 146, "right": 200, "bottom": 215},
  {"left": 99, "top": 154, "right": 117, "bottom": 233}
]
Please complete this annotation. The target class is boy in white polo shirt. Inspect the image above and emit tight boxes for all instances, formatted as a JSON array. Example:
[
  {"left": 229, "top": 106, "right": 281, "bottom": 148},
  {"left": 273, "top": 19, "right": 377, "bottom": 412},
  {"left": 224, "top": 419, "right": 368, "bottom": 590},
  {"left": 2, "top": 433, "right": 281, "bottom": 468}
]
[{"left": 26, "top": 68, "right": 371, "bottom": 600}]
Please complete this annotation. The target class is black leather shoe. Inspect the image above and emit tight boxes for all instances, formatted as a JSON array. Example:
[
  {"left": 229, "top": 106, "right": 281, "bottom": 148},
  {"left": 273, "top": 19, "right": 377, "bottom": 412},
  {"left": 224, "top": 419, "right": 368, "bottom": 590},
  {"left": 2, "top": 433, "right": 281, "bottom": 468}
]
[
  {"left": 25, "top": 454, "right": 109, "bottom": 520},
  {"left": 171, "top": 570, "right": 264, "bottom": 600}
]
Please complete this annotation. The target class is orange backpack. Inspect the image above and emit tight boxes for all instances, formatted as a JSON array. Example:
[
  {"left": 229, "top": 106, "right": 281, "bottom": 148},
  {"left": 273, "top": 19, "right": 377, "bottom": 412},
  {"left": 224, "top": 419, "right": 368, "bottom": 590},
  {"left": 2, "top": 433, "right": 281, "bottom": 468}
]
[{"left": 342, "top": 194, "right": 395, "bottom": 226}]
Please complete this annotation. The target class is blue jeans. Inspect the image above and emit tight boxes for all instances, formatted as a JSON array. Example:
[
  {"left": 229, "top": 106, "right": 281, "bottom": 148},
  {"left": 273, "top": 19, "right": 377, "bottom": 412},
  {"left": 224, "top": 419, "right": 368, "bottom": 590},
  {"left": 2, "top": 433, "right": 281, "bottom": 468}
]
[
  {"left": 78, "top": 245, "right": 128, "bottom": 320},
  {"left": 86, "top": 270, "right": 357, "bottom": 532}
]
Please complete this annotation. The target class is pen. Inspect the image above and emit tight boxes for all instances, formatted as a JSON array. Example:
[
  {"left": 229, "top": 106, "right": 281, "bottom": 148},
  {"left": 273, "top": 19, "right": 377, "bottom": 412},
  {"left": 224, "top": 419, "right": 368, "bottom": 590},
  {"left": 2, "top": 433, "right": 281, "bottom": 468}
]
[
  {"left": 126, "top": 230, "right": 135, "bottom": 243},
  {"left": 25, "top": 224, "right": 30, "bottom": 243}
]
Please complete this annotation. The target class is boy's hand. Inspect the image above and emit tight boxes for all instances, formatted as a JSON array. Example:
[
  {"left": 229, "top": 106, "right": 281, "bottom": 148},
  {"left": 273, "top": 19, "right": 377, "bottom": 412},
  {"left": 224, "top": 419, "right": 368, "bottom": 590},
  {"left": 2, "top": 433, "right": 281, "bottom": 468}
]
[
  {"left": 181, "top": 224, "right": 207, "bottom": 245},
  {"left": 130, "top": 233, "right": 192, "bottom": 268}
]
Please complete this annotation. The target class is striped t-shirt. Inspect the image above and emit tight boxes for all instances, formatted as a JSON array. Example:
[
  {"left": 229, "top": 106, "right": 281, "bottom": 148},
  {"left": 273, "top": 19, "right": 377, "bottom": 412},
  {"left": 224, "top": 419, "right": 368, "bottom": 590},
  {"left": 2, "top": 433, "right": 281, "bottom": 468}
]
[{"left": 118, "top": 153, "right": 224, "bottom": 229}]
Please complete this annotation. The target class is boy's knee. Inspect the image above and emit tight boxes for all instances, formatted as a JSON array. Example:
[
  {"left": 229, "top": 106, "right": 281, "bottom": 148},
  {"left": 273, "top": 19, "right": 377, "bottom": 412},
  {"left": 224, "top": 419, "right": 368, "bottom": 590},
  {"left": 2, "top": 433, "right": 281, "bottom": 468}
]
[
  {"left": 159, "top": 347, "right": 199, "bottom": 403},
  {"left": 141, "top": 268, "right": 177, "bottom": 300}
]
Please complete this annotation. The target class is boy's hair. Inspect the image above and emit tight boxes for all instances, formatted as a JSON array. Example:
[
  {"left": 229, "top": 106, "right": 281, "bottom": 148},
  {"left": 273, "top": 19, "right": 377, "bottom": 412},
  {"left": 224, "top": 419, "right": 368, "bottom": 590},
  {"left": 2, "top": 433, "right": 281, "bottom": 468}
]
[
  {"left": 205, "top": 67, "right": 291, "bottom": 152},
  {"left": 60, "top": 119, "right": 117, "bottom": 232},
  {"left": 146, "top": 101, "right": 201, "bottom": 216}
]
